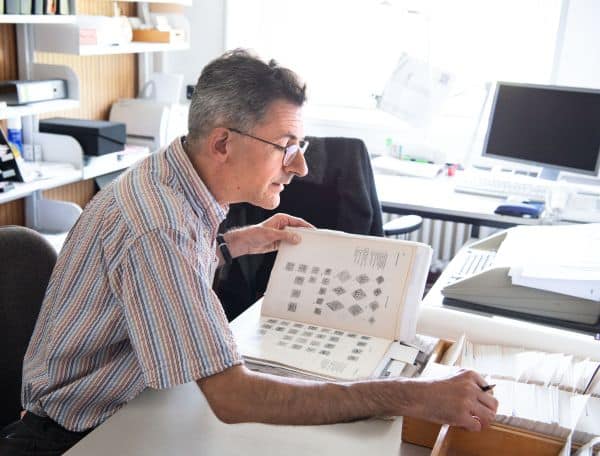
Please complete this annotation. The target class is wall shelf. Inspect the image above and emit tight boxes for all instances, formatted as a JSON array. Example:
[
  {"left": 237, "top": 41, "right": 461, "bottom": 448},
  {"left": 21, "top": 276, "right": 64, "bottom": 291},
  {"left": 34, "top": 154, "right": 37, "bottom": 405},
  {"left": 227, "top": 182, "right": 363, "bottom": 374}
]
[
  {"left": 82, "top": 146, "right": 150, "bottom": 180},
  {"left": 0, "top": 164, "right": 81, "bottom": 205},
  {"left": 111, "top": 0, "right": 192, "bottom": 5},
  {"left": 0, "top": 63, "right": 80, "bottom": 121},
  {"left": 34, "top": 23, "right": 190, "bottom": 55},
  {"left": 0, "top": 14, "right": 77, "bottom": 24},
  {"left": 0, "top": 99, "right": 79, "bottom": 120},
  {"left": 77, "top": 41, "right": 189, "bottom": 56}
]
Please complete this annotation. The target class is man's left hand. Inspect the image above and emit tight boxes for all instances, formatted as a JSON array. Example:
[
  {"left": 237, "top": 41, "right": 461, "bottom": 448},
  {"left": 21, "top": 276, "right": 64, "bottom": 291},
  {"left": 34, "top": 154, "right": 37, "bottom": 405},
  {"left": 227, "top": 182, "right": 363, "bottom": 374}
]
[{"left": 223, "top": 213, "right": 315, "bottom": 258}]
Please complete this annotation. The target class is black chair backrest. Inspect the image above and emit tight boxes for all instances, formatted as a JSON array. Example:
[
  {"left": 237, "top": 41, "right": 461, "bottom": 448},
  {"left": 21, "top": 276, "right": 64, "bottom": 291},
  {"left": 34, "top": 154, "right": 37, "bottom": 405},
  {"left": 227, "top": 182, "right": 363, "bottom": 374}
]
[
  {"left": 215, "top": 136, "right": 383, "bottom": 321},
  {"left": 0, "top": 226, "right": 57, "bottom": 427}
]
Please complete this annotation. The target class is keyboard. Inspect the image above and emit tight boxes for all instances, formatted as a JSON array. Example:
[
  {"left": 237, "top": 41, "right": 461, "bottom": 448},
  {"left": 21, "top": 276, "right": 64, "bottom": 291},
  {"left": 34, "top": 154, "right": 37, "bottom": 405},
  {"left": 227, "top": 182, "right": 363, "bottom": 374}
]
[
  {"left": 454, "top": 172, "right": 554, "bottom": 200},
  {"left": 446, "top": 249, "right": 496, "bottom": 285}
]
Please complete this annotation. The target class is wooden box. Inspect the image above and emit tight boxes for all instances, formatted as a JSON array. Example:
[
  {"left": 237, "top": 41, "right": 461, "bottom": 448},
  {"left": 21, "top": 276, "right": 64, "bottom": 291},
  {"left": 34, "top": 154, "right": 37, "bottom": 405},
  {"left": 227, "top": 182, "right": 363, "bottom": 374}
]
[
  {"left": 402, "top": 339, "right": 573, "bottom": 456},
  {"left": 132, "top": 29, "right": 184, "bottom": 43}
]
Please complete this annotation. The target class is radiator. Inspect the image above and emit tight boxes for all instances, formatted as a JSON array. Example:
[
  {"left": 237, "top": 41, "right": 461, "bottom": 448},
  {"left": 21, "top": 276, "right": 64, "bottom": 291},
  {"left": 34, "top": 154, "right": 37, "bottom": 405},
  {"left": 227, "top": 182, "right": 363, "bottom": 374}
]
[{"left": 384, "top": 215, "right": 499, "bottom": 272}]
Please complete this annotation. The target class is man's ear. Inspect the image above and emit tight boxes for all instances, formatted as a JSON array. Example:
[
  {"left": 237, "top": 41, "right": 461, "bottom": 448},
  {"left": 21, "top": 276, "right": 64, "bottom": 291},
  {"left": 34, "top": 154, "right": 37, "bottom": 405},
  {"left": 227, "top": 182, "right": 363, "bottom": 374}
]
[{"left": 207, "top": 127, "right": 231, "bottom": 162}]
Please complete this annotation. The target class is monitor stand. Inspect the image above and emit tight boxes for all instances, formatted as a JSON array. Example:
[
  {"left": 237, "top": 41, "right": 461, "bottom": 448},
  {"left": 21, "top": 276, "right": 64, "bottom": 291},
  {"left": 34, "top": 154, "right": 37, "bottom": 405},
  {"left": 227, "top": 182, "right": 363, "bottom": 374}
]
[{"left": 539, "top": 167, "right": 559, "bottom": 181}]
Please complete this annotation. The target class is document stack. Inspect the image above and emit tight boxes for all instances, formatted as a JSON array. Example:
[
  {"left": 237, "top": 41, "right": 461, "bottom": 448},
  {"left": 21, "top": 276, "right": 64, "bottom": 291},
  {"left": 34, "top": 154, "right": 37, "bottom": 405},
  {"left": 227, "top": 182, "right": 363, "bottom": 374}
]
[
  {"left": 505, "top": 224, "right": 600, "bottom": 303},
  {"left": 441, "top": 223, "right": 600, "bottom": 333}
]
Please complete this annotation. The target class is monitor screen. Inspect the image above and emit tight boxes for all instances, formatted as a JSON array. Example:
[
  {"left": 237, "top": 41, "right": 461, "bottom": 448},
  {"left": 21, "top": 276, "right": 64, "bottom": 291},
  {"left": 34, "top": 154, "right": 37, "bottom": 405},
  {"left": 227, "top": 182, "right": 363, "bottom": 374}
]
[{"left": 482, "top": 82, "right": 600, "bottom": 176}]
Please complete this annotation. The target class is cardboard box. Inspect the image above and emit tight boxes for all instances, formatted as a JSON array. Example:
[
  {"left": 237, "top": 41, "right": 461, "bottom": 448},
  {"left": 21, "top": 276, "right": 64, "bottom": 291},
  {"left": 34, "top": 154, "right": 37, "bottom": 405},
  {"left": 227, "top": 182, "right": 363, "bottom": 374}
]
[{"left": 132, "top": 29, "right": 184, "bottom": 44}]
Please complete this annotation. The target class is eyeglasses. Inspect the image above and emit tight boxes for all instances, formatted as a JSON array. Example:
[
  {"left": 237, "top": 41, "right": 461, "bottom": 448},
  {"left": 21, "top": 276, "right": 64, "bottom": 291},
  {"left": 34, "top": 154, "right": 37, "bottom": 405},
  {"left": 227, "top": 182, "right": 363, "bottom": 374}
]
[{"left": 228, "top": 128, "right": 309, "bottom": 167}]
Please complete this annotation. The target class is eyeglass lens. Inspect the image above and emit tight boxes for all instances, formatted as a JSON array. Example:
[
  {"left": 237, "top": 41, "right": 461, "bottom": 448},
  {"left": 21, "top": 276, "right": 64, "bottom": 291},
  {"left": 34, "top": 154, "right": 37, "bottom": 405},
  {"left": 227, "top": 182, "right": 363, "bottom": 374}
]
[{"left": 283, "top": 142, "right": 308, "bottom": 166}]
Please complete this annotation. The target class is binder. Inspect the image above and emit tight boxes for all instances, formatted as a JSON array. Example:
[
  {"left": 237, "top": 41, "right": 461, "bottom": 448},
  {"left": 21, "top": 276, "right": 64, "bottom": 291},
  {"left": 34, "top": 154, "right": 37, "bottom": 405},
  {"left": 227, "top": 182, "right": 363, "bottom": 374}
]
[
  {"left": 32, "top": 0, "right": 44, "bottom": 14},
  {"left": 5, "top": 0, "right": 20, "bottom": 14},
  {"left": 0, "top": 128, "right": 25, "bottom": 184},
  {"left": 57, "top": 0, "right": 69, "bottom": 14},
  {"left": 20, "top": 0, "right": 32, "bottom": 14},
  {"left": 44, "top": 0, "right": 56, "bottom": 15}
]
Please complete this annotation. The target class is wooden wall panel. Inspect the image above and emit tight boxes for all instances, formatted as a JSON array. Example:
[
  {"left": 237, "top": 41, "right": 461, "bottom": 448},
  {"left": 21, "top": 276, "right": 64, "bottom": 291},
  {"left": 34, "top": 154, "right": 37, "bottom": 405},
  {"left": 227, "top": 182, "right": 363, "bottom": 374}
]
[
  {"left": 0, "top": 199, "right": 25, "bottom": 226},
  {"left": 43, "top": 179, "right": 96, "bottom": 209},
  {"left": 78, "top": 0, "right": 136, "bottom": 16},
  {"left": 1, "top": 0, "right": 138, "bottom": 226},
  {"left": 0, "top": 25, "right": 17, "bottom": 81},
  {"left": 35, "top": 52, "right": 138, "bottom": 120}
]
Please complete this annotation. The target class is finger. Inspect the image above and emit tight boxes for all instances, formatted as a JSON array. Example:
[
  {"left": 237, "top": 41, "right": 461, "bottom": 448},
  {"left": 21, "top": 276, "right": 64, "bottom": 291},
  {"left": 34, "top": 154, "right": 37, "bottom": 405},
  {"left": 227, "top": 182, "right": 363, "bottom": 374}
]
[
  {"left": 471, "top": 371, "right": 489, "bottom": 389},
  {"left": 478, "top": 391, "right": 499, "bottom": 412},
  {"left": 471, "top": 403, "right": 496, "bottom": 428},
  {"left": 267, "top": 228, "right": 302, "bottom": 245},
  {"left": 461, "top": 415, "right": 482, "bottom": 432},
  {"left": 274, "top": 213, "right": 315, "bottom": 229}
]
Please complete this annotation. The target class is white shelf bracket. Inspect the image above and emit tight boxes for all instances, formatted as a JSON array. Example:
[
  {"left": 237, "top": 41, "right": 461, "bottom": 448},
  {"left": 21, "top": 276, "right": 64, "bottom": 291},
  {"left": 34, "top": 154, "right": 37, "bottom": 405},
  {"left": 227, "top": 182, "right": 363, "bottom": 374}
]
[{"left": 25, "top": 190, "right": 82, "bottom": 233}]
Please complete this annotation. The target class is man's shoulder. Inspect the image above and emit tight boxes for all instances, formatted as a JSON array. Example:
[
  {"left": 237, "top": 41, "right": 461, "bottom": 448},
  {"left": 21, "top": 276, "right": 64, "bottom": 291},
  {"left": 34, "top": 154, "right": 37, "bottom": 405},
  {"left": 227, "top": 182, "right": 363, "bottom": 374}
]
[{"left": 113, "top": 152, "right": 191, "bottom": 235}]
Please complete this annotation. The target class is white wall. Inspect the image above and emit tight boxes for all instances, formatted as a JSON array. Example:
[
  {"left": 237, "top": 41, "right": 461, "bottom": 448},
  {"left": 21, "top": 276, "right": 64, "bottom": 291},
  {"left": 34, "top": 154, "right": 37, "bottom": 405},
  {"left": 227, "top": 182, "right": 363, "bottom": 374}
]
[
  {"left": 556, "top": 0, "right": 600, "bottom": 88},
  {"left": 165, "top": 0, "right": 600, "bottom": 158},
  {"left": 162, "top": 0, "right": 227, "bottom": 94},
  {"left": 169, "top": 0, "right": 600, "bottom": 92}
]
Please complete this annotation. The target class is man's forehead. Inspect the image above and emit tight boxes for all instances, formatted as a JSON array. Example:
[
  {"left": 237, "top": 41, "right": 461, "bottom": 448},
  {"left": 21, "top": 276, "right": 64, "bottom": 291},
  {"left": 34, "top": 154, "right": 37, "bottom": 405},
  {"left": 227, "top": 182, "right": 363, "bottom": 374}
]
[{"left": 258, "top": 102, "right": 303, "bottom": 133}]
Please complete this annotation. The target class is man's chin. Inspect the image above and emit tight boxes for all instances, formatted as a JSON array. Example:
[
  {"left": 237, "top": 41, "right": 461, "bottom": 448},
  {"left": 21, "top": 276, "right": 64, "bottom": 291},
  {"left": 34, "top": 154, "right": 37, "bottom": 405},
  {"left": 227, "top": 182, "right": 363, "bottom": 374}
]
[{"left": 253, "top": 195, "right": 281, "bottom": 210}]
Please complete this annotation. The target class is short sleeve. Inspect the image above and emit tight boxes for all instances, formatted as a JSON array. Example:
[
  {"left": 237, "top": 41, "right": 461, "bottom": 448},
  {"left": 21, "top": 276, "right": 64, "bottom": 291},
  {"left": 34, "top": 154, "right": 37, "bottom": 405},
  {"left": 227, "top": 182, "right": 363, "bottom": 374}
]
[{"left": 115, "top": 228, "right": 243, "bottom": 389}]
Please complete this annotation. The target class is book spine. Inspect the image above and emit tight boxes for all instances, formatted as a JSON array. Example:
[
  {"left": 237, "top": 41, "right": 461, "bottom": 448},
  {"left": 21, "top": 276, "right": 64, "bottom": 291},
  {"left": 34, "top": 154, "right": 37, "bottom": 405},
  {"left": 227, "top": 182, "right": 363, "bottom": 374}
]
[
  {"left": 5, "top": 0, "right": 20, "bottom": 14},
  {"left": 57, "top": 0, "right": 68, "bottom": 14},
  {"left": 44, "top": 0, "right": 56, "bottom": 15},
  {"left": 20, "top": 0, "right": 32, "bottom": 14},
  {"left": 32, "top": 0, "right": 44, "bottom": 14}
]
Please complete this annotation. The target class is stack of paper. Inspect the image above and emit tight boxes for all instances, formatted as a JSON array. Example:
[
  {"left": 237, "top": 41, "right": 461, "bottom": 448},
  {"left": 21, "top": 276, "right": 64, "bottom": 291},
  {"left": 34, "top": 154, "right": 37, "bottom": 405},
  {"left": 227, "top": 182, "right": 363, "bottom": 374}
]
[{"left": 498, "top": 224, "right": 600, "bottom": 302}]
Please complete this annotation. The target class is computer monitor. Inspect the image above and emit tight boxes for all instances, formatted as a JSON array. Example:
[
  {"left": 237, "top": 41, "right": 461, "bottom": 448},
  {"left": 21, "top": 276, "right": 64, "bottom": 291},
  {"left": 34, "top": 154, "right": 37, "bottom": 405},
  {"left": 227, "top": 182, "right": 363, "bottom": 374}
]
[{"left": 482, "top": 82, "right": 600, "bottom": 178}]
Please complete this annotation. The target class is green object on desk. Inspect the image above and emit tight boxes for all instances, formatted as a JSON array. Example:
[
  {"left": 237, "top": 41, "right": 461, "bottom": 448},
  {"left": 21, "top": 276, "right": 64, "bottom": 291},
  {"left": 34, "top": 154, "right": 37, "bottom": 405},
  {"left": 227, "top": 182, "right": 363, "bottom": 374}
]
[{"left": 402, "top": 156, "right": 432, "bottom": 164}]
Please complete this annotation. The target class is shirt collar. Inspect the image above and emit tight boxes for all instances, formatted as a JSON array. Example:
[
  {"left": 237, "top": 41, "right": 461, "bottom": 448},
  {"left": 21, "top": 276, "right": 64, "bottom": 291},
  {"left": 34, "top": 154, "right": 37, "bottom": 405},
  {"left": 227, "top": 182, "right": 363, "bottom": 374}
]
[{"left": 166, "top": 137, "right": 229, "bottom": 232}]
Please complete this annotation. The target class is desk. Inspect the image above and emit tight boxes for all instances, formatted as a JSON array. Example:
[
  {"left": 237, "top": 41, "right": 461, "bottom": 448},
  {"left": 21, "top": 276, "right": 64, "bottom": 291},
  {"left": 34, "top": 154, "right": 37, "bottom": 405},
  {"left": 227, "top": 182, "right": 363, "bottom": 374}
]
[
  {"left": 375, "top": 174, "right": 540, "bottom": 231},
  {"left": 66, "top": 307, "right": 429, "bottom": 456},
  {"left": 66, "top": 382, "right": 429, "bottom": 456}
]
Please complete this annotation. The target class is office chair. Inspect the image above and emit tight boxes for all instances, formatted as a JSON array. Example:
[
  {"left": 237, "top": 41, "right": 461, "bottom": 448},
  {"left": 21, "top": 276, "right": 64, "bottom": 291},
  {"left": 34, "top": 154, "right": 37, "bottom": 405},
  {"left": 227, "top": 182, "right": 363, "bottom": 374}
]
[
  {"left": 0, "top": 226, "right": 57, "bottom": 427},
  {"left": 383, "top": 214, "right": 423, "bottom": 238},
  {"left": 215, "top": 136, "right": 423, "bottom": 321}
]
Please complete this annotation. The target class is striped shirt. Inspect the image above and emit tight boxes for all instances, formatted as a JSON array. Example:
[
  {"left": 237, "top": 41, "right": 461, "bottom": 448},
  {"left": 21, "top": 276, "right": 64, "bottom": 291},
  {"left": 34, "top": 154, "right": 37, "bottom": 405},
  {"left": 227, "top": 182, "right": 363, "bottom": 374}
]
[{"left": 22, "top": 137, "right": 243, "bottom": 432}]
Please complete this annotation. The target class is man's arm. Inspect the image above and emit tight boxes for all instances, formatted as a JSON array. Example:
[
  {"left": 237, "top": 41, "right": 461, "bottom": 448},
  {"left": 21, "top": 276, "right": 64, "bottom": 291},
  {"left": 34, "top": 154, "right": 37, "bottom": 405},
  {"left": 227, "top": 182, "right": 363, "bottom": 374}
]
[{"left": 198, "top": 364, "right": 498, "bottom": 431}]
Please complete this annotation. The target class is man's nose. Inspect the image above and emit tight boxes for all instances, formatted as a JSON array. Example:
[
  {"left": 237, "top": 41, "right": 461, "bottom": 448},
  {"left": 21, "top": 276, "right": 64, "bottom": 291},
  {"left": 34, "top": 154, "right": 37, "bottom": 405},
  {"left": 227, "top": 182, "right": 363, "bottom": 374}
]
[{"left": 284, "top": 150, "right": 308, "bottom": 177}]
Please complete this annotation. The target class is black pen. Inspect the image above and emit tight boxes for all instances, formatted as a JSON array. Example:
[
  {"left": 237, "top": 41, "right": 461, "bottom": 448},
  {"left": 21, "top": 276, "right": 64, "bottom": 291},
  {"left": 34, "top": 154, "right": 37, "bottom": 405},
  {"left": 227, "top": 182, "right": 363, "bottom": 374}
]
[{"left": 481, "top": 384, "right": 496, "bottom": 392}]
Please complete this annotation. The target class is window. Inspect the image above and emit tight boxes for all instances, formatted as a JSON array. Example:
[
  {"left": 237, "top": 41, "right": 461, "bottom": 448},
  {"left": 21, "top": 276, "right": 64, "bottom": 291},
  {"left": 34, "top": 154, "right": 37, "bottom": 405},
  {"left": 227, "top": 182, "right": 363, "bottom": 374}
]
[
  {"left": 226, "top": 0, "right": 562, "bottom": 107},
  {"left": 226, "top": 0, "right": 563, "bottom": 160}
]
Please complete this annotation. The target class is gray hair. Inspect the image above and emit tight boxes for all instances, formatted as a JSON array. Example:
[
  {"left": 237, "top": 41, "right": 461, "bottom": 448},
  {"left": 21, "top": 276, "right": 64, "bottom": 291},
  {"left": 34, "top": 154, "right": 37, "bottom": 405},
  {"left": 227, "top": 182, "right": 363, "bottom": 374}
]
[{"left": 187, "top": 49, "right": 307, "bottom": 142}]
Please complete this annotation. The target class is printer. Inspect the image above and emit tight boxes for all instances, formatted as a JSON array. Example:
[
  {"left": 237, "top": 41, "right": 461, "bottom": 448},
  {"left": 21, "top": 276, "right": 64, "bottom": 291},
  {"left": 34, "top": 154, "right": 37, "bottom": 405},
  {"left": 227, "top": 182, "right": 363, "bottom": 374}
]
[
  {"left": 440, "top": 226, "right": 600, "bottom": 334},
  {"left": 109, "top": 99, "right": 188, "bottom": 152}
]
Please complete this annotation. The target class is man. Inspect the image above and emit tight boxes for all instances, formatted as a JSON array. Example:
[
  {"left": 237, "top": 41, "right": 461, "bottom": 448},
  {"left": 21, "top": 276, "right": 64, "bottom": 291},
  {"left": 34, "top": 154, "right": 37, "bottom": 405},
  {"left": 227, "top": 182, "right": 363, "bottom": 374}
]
[{"left": 0, "top": 49, "right": 497, "bottom": 455}]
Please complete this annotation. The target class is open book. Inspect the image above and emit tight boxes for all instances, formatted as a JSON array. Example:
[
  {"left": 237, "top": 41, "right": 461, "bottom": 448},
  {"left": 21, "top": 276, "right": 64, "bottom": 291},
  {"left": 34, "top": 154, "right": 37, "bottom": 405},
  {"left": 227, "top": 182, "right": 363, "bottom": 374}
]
[{"left": 234, "top": 228, "right": 433, "bottom": 381}]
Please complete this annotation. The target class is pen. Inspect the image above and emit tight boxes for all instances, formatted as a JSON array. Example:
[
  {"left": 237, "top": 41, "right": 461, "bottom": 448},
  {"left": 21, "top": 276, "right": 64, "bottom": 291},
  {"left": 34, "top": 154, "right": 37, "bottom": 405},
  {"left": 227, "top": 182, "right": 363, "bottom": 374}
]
[{"left": 481, "top": 384, "right": 496, "bottom": 392}]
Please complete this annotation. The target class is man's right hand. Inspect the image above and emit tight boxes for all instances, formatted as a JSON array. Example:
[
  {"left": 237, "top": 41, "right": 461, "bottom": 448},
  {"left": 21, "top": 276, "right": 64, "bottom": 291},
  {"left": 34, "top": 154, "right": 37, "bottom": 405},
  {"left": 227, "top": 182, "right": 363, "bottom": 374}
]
[{"left": 403, "top": 370, "right": 498, "bottom": 431}]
